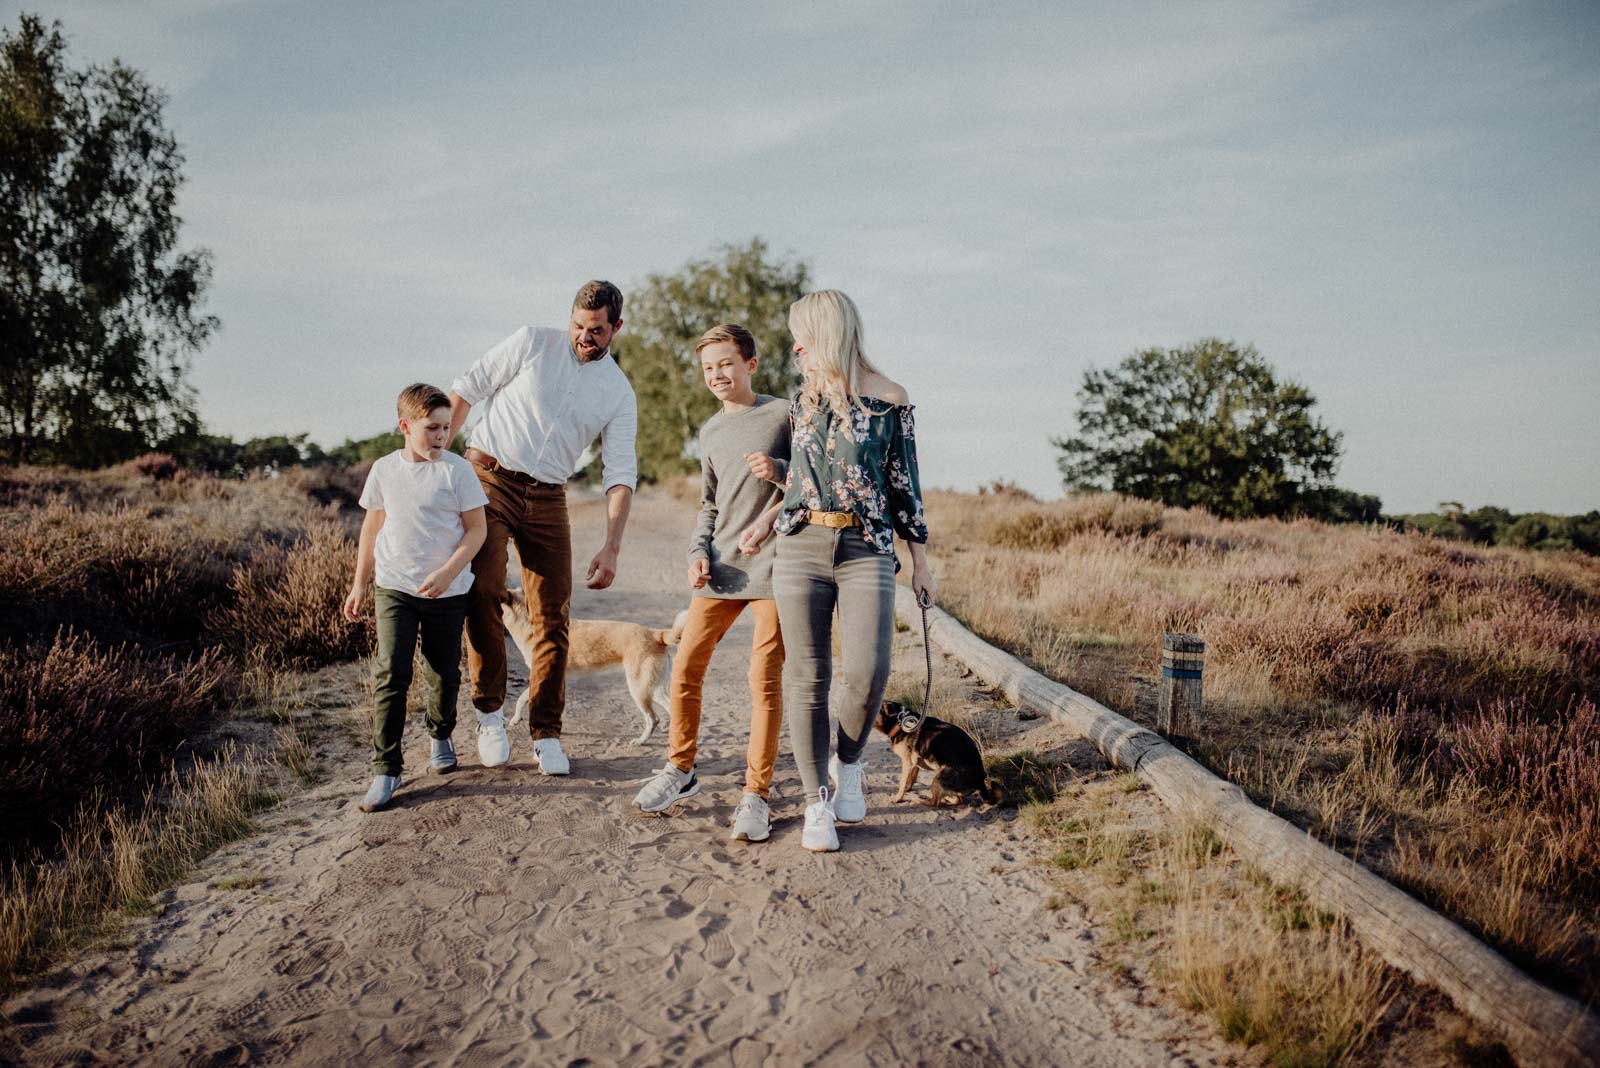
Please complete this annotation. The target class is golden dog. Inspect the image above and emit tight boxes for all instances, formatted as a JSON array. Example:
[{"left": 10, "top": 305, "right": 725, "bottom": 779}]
[{"left": 500, "top": 588, "right": 687, "bottom": 744}]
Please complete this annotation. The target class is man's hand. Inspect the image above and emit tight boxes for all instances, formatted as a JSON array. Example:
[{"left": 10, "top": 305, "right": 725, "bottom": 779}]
[
  {"left": 587, "top": 545, "right": 619, "bottom": 589},
  {"left": 342, "top": 585, "right": 365, "bottom": 622},
  {"left": 687, "top": 558, "right": 710, "bottom": 589},
  {"left": 745, "top": 452, "right": 777, "bottom": 481}
]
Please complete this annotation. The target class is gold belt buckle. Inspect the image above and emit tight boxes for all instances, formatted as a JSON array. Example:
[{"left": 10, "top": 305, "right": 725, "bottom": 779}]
[{"left": 811, "top": 510, "right": 854, "bottom": 529}]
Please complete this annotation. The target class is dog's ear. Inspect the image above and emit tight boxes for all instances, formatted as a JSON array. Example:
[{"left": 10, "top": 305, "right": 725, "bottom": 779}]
[{"left": 876, "top": 702, "right": 899, "bottom": 733}]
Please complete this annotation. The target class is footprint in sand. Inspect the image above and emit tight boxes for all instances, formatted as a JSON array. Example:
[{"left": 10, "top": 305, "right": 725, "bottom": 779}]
[
  {"left": 698, "top": 913, "right": 736, "bottom": 969},
  {"left": 272, "top": 936, "right": 345, "bottom": 978}
]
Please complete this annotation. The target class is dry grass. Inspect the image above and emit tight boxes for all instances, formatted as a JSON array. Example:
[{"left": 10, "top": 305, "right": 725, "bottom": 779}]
[
  {"left": 0, "top": 464, "right": 371, "bottom": 858},
  {"left": 919, "top": 488, "right": 1600, "bottom": 1003},
  {"left": 1019, "top": 769, "right": 1443, "bottom": 1066},
  {"left": 0, "top": 634, "right": 240, "bottom": 856},
  {"left": 0, "top": 744, "right": 281, "bottom": 990}
]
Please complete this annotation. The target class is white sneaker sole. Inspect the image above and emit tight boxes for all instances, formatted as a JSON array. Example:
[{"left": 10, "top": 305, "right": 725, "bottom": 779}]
[{"left": 730, "top": 822, "right": 770, "bottom": 843}]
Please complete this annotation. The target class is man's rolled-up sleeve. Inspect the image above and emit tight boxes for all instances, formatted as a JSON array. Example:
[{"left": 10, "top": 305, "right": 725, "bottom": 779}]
[
  {"left": 599, "top": 391, "right": 638, "bottom": 492},
  {"left": 451, "top": 326, "right": 533, "bottom": 405}
]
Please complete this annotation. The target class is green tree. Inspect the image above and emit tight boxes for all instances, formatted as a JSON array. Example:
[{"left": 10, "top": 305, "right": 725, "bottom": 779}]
[
  {"left": 1053, "top": 338, "right": 1344, "bottom": 520},
  {"left": 611, "top": 238, "right": 808, "bottom": 483},
  {"left": 0, "top": 14, "right": 216, "bottom": 466}
]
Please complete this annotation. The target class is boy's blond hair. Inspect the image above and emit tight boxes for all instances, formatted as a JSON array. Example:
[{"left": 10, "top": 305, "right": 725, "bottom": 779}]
[
  {"left": 695, "top": 323, "right": 756, "bottom": 362},
  {"left": 397, "top": 383, "right": 450, "bottom": 422}
]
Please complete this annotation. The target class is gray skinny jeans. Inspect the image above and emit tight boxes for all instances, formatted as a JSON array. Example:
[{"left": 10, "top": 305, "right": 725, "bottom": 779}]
[{"left": 772, "top": 524, "right": 895, "bottom": 804}]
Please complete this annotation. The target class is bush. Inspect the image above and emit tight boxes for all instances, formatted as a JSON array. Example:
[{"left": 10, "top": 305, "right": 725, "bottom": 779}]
[
  {"left": 212, "top": 518, "right": 373, "bottom": 669},
  {"left": 982, "top": 494, "right": 1165, "bottom": 551},
  {"left": 127, "top": 452, "right": 182, "bottom": 482},
  {"left": 0, "top": 631, "right": 239, "bottom": 855}
]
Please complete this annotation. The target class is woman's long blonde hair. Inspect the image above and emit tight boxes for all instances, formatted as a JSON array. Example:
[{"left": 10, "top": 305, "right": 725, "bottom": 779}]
[{"left": 789, "top": 289, "right": 880, "bottom": 419}]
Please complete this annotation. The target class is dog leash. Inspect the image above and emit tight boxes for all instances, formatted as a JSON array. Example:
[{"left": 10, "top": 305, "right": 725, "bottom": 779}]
[{"left": 896, "top": 589, "right": 935, "bottom": 736}]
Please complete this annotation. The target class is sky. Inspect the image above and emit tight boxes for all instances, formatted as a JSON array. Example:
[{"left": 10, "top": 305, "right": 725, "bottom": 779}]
[{"left": 10, "top": 0, "right": 1599, "bottom": 513}]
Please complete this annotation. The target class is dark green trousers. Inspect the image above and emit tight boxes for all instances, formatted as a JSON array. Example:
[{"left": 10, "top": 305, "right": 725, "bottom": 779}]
[{"left": 372, "top": 587, "right": 469, "bottom": 776}]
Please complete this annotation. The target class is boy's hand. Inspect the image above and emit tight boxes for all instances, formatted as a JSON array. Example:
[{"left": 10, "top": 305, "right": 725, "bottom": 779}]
[
  {"left": 417, "top": 567, "right": 456, "bottom": 598},
  {"left": 738, "top": 518, "right": 774, "bottom": 556},
  {"left": 687, "top": 559, "right": 710, "bottom": 589},
  {"left": 342, "top": 586, "right": 365, "bottom": 622},
  {"left": 745, "top": 452, "right": 777, "bottom": 481}
]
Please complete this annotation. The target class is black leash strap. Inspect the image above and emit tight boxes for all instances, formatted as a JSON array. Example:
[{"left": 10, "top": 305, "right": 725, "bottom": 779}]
[{"left": 897, "top": 590, "right": 935, "bottom": 734}]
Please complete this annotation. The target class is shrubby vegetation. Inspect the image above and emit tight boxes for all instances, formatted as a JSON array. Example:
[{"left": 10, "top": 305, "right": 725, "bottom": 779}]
[
  {"left": 1392, "top": 503, "right": 1600, "bottom": 556},
  {"left": 0, "top": 462, "right": 368, "bottom": 858},
  {"left": 923, "top": 486, "right": 1600, "bottom": 1003}
]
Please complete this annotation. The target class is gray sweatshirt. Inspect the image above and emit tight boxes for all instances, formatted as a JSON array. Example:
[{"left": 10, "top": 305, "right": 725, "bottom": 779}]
[{"left": 688, "top": 395, "right": 792, "bottom": 599}]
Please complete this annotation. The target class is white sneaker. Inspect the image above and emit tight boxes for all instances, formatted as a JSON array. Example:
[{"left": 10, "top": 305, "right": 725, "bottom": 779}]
[
  {"left": 729, "top": 793, "right": 771, "bottom": 842},
  {"left": 532, "top": 737, "right": 570, "bottom": 776},
  {"left": 829, "top": 754, "right": 867, "bottom": 823},
  {"left": 359, "top": 774, "right": 399, "bottom": 813},
  {"left": 477, "top": 711, "right": 510, "bottom": 767},
  {"left": 802, "top": 787, "right": 840, "bottom": 852},
  {"left": 633, "top": 764, "right": 699, "bottom": 812}
]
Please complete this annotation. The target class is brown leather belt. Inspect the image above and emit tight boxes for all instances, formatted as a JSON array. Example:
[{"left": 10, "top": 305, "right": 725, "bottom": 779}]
[
  {"left": 805, "top": 509, "right": 860, "bottom": 529},
  {"left": 465, "top": 448, "right": 561, "bottom": 488}
]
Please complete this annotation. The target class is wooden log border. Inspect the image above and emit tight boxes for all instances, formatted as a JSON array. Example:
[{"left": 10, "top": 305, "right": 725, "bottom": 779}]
[{"left": 894, "top": 586, "right": 1600, "bottom": 1068}]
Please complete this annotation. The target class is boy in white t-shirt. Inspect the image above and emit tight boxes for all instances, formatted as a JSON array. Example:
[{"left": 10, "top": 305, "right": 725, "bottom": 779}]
[{"left": 342, "top": 383, "right": 489, "bottom": 812}]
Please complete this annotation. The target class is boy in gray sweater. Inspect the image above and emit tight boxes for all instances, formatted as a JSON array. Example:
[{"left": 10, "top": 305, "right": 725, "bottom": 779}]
[{"left": 633, "top": 324, "right": 790, "bottom": 842}]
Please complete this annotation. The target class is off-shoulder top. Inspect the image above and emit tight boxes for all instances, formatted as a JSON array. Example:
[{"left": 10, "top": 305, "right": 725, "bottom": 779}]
[{"left": 774, "top": 394, "right": 928, "bottom": 556}]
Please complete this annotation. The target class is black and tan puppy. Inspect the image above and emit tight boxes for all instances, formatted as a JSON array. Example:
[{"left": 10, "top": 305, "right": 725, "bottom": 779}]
[{"left": 876, "top": 701, "right": 1004, "bottom": 808}]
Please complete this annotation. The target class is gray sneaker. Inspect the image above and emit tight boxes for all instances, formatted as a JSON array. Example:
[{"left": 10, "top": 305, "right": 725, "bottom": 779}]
[
  {"left": 359, "top": 774, "right": 399, "bottom": 813},
  {"left": 633, "top": 764, "right": 699, "bottom": 812},
  {"left": 428, "top": 737, "right": 458, "bottom": 774},
  {"left": 729, "top": 793, "right": 771, "bottom": 842}
]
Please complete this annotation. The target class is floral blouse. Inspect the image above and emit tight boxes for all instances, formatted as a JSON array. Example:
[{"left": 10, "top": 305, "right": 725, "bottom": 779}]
[{"left": 775, "top": 394, "right": 929, "bottom": 555}]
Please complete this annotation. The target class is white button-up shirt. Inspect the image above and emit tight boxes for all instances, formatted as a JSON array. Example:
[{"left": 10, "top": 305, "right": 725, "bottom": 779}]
[{"left": 451, "top": 326, "right": 638, "bottom": 491}]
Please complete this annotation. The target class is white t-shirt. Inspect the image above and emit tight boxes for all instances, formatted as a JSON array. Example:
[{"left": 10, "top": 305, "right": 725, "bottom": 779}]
[{"left": 358, "top": 450, "right": 490, "bottom": 598}]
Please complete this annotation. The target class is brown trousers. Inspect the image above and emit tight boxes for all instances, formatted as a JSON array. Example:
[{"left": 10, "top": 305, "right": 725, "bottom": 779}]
[
  {"left": 668, "top": 596, "right": 785, "bottom": 797},
  {"left": 466, "top": 466, "right": 570, "bottom": 739}
]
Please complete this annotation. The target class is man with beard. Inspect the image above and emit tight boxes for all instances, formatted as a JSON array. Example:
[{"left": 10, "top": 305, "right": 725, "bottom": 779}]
[{"left": 447, "top": 280, "right": 637, "bottom": 775}]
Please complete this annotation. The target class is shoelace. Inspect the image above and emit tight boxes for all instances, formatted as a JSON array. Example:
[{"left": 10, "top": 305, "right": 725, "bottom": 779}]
[
  {"left": 809, "top": 786, "right": 834, "bottom": 818},
  {"left": 632, "top": 765, "right": 688, "bottom": 786}
]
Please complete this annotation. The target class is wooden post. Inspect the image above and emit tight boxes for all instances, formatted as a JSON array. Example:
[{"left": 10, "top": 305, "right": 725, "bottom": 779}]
[{"left": 1158, "top": 633, "right": 1204, "bottom": 740}]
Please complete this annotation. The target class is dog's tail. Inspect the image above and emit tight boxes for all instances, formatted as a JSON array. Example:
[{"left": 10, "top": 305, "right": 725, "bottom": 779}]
[
  {"left": 980, "top": 778, "right": 1006, "bottom": 806},
  {"left": 655, "top": 608, "right": 690, "bottom": 648}
]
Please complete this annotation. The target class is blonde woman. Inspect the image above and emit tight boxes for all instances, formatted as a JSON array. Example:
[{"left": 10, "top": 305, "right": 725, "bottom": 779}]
[{"left": 741, "top": 290, "right": 934, "bottom": 852}]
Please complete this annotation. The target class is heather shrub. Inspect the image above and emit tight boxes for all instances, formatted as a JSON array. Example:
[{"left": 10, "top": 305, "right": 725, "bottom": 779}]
[
  {"left": 0, "top": 631, "right": 239, "bottom": 855},
  {"left": 127, "top": 452, "right": 182, "bottom": 481},
  {"left": 0, "top": 499, "right": 251, "bottom": 647},
  {"left": 982, "top": 493, "right": 1165, "bottom": 550},
  {"left": 0, "top": 464, "right": 369, "bottom": 861},
  {"left": 923, "top": 487, "right": 1600, "bottom": 1000},
  {"left": 211, "top": 517, "right": 372, "bottom": 668}
]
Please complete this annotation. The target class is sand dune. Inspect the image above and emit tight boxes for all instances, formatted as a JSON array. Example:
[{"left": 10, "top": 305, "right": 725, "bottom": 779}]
[{"left": 2, "top": 492, "right": 1241, "bottom": 1066}]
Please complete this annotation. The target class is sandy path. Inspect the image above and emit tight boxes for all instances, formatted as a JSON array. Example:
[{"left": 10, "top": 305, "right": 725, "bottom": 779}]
[{"left": 3, "top": 491, "right": 1242, "bottom": 1067}]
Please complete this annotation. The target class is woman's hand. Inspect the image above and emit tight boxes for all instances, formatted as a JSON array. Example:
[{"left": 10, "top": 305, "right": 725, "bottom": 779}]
[
  {"left": 911, "top": 561, "right": 936, "bottom": 607},
  {"left": 687, "top": 559, "right": 710, "bottom": 589}
]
